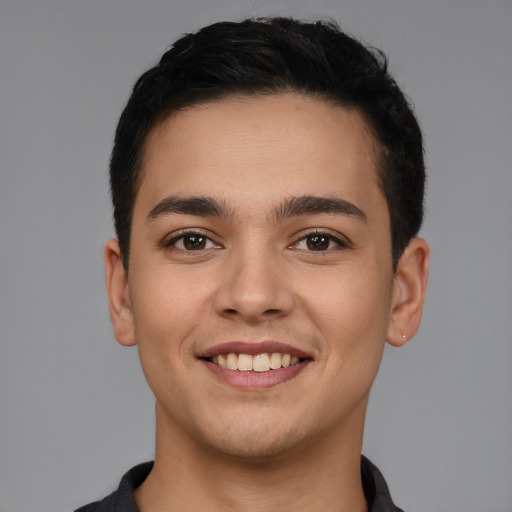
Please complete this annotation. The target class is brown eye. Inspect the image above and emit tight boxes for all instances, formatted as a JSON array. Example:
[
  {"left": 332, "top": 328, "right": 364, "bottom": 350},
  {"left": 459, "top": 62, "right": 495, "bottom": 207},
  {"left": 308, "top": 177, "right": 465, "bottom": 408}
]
[
  {"left": 292, "top": 232, "right": 349, "bottom": 252},
  {"left": 306, "top": 235, "right": 331, "bottom": 251},
  {"left": 182, "top": 235, "right": 207, "bottom": 250},
  {"left": 167, "top": 232, "right": 219, "bottom": 251}
]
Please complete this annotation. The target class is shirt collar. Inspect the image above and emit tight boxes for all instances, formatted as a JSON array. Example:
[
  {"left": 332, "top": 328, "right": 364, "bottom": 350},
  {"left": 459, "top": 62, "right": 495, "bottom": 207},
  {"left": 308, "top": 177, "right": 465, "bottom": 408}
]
[{"left": 102, "top": 456, "right": 404, "bottom": 512}]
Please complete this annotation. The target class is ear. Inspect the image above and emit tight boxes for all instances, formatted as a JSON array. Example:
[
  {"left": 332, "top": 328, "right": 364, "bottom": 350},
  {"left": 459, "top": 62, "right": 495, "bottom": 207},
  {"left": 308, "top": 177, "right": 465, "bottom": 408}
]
[
  {"left": 387, "top": 237, "right": 429, "bottom": 347},
  {"left": 104, "top": 239, "right": 137, "bottom": 346}
]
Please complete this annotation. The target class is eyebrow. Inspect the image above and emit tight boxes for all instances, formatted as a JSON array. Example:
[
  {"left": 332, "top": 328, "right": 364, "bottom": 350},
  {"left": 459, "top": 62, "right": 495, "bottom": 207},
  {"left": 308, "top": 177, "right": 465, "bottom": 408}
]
[
  {"left": 272, "top": 195, "right": 368, "bottom": 223},
  {"left": 146, "top": 194, "right": 367, "bottom": 224},
  {"left": 146, "top": 196, "right": 233, "bottom": 223}
]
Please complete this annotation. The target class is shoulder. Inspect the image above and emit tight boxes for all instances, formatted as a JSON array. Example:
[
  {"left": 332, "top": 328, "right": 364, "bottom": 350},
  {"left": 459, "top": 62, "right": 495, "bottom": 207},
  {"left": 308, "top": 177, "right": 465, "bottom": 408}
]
[
  {"left": 361, "top": 456, "right": 405, "bottom": 512},
  {"left": 74, "top": 462, "right": 154, "bottom": 512}
]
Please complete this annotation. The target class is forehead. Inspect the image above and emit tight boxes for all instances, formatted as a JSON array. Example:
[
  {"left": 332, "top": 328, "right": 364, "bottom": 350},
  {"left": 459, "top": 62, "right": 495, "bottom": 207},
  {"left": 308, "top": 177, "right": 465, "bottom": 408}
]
[{"left": 137, "top": 94, "right": 383, "bottom": 216}]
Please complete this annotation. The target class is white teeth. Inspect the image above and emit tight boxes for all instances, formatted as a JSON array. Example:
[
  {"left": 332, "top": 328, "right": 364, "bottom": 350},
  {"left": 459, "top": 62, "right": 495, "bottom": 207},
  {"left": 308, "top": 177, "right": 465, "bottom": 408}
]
[
  {"left": 211, "top": 352, "right": 303, "bottom": 372},
  {"left": 252, "top": 353, "right": 271, "bottom": 372},
  {"left": 237, "top": 353, "right": 253, "bottom": 371},
  {"left": 270, "top": 352, "right": 282, "bottom": 370},
  {"left": 226, "top": 353, "right": 238, "bottom": 370}
]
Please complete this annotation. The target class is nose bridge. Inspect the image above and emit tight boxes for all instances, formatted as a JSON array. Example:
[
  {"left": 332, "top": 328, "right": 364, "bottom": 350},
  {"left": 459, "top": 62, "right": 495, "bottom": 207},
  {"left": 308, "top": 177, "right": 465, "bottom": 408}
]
[{"left": 215, "top": 238, "right": 293, "bottom": 321}]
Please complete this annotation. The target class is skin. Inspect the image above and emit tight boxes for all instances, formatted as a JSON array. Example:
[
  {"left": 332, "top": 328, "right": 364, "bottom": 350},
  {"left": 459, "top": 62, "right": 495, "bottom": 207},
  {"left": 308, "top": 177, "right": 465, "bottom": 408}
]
[{"left": 105, "top": 94, "right": 429, "bottom": 512}]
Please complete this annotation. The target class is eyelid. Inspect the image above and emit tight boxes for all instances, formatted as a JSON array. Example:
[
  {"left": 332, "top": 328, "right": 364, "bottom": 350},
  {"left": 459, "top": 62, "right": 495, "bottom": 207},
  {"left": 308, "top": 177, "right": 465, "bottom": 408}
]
[
  {"left": 291, "top": 229, "right": 353, "bottom": 250},
  {"left": 161, "top": 228, "right": 222, "bottom": 250}
]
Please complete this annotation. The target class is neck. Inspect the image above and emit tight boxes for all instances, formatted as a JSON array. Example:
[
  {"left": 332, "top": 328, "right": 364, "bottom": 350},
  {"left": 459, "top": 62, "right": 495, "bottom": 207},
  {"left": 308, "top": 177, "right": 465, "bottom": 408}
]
[{"left": 135, "top": 403, "right": 368, "bottom": 512}]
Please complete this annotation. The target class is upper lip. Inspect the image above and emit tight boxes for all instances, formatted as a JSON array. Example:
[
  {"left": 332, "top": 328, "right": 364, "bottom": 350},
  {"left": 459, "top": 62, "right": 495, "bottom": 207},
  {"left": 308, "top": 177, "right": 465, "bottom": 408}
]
[{"left": 199, "top": 341, "right": 312, "bottom": 360}]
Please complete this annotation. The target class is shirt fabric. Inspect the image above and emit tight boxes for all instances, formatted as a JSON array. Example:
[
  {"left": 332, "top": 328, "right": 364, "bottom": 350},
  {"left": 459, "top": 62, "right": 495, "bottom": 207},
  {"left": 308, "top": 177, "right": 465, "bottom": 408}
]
[{"left": 75, "top": 455, "right": 404, "bottom": 512}]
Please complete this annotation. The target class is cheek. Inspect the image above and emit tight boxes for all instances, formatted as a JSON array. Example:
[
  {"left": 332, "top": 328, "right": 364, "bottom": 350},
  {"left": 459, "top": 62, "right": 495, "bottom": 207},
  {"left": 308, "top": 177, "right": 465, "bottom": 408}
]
[
  {"left": 300, "top": 262, "right": 391, "bottom": 322},
  {"left": 298, "top": 265, "right": 391, "bottom": 366},
  {"left": 127, "top": 270, "right": 211, "bottom": 381},
  {"left": 129, "top": 273, "right": 204, "bottom": 407},
  {"left": 132, "top": 264, "right": 213, "bottom": 329}
]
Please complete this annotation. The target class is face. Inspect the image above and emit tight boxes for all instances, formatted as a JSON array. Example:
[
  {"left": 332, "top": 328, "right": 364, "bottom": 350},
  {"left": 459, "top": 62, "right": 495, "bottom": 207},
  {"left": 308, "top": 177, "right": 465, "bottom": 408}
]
[{"left": 106, "top": 94, "right": 424, "bottom": 461}]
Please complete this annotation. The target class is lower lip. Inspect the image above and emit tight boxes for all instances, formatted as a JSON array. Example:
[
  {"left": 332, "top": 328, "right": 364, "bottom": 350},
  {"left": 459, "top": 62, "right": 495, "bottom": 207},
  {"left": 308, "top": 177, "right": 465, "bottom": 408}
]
[{"left": 201, "top": 359, "right": 310, "bottom": 389}]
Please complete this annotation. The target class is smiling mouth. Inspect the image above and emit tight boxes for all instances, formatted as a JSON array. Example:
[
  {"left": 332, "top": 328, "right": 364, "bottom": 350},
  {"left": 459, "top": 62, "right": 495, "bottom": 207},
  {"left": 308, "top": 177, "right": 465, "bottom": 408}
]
[{"left": 207, "top": 353, "right": 304, "bottom": 372}]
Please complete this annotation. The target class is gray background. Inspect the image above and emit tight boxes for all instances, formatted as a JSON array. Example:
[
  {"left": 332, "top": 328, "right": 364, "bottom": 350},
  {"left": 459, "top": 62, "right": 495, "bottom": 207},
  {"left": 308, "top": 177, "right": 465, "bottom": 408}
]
[{"left": 0, "top": 1, "right": 510, "bottom": 511}]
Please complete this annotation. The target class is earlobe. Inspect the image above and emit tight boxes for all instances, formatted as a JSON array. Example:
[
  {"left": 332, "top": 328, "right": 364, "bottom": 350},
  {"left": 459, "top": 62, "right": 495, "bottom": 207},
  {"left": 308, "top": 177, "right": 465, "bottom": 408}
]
[
  {"left": 104, "top": 239, "right": 137, "bottom": 347},
  {"left": 387, "top": 237, "right": 429, "bottom": 347}
]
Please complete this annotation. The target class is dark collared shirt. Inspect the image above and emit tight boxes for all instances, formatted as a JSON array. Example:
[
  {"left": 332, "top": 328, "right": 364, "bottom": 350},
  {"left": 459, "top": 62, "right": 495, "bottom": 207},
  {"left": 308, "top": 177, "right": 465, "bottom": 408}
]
[{"left": 75, "top": 456, "right": 404, "bottom": 512}]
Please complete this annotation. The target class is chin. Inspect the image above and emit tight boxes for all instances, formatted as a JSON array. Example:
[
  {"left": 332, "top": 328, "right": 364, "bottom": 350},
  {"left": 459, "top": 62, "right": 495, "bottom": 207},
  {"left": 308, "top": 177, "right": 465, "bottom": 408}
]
[
  {"left": 196, "top": 412, "right": 314, "bottom": 463},
  {"left": 205, "top": 432, "right": 301, "bottom": 463}
]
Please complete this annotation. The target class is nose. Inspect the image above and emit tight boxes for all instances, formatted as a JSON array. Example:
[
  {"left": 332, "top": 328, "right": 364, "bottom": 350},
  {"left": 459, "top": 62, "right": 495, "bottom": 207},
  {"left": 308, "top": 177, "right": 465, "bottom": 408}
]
[{"left": 214, "top": 245, "right": 294, "bottom": 324}]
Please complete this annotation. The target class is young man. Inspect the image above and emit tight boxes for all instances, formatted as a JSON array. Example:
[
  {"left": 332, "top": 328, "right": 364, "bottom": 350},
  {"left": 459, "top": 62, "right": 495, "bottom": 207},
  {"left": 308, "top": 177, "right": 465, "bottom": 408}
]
[{"left": 77, "top": 17, "right": 429, "bottom": 512}]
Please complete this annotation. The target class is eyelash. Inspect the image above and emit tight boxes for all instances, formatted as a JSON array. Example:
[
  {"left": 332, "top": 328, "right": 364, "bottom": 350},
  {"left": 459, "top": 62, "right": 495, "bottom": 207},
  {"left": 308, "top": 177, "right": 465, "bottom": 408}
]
[
  {"left": 162, "top": 229, "right": 351, "bottom": 254},
  {"left": 162, "top": 230, "right": 222, "bottom": 252},
  {"left": 292, "top": 231, "right": 351, "bottom": 252}
]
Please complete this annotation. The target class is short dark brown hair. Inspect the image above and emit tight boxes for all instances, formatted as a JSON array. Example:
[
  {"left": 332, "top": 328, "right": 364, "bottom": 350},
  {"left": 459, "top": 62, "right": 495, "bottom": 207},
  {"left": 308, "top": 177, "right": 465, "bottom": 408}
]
[{"left": 110, "top": 17, "right": 425, "bottom": 270}]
